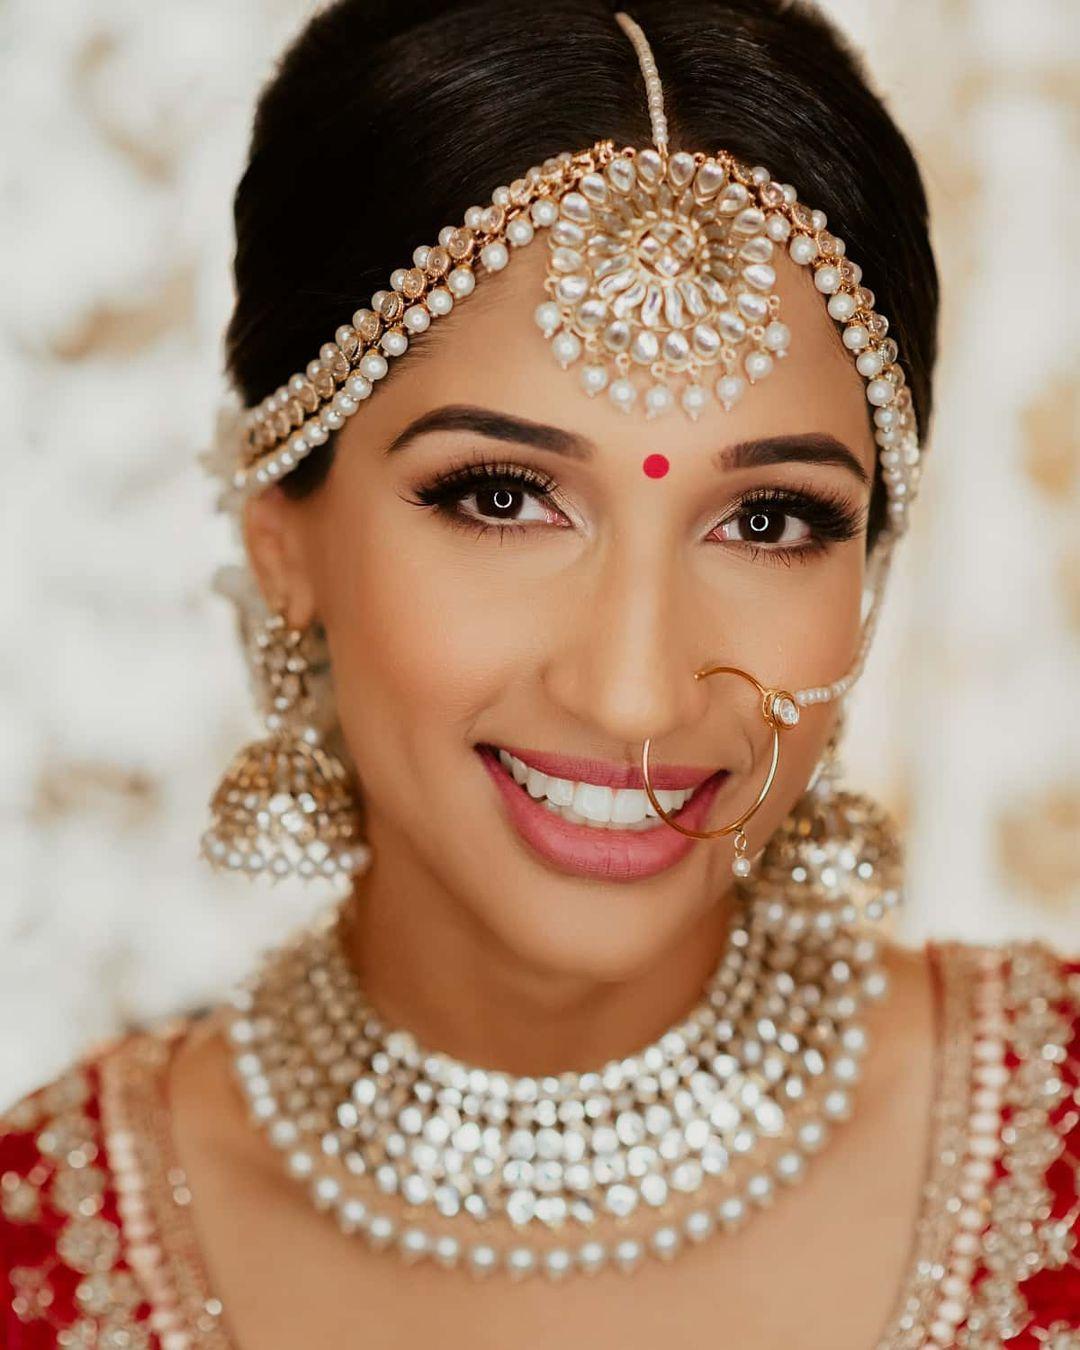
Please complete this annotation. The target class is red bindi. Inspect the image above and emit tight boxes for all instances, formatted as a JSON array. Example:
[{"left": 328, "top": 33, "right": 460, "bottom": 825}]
[{"left": 642, "top": 453, "right": 670, "bottom": 479}]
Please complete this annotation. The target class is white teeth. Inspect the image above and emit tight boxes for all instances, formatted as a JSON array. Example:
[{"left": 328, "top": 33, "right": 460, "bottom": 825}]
[{"left": 494, "top": 749, "right": 695, "bottom": 829}]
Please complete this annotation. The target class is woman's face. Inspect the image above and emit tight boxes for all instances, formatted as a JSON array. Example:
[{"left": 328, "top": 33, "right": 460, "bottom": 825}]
[{"left": 245, "top": 240, "right": 876, "bottom": 982}]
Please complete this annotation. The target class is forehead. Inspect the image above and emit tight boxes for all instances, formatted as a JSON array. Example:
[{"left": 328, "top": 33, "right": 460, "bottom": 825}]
[{"left": 342, "top": 233, "right": 876, "bottom": 467}]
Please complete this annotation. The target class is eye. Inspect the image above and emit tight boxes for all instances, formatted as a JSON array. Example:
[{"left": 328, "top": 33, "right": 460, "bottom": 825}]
[
  {"left": 404, "top": 457, "right": 571, "bottom": 535},
  {"left": 707, "top": 487, "right": 865, "bottom": 561},
  {"left": 716, "top": 504, "right": 812, "bottom": 547}
]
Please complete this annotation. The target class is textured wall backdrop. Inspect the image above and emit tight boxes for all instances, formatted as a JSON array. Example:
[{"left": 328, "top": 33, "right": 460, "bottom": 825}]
[{"left": 2, "top": 0, "right": 1077, "bottom": 1103}]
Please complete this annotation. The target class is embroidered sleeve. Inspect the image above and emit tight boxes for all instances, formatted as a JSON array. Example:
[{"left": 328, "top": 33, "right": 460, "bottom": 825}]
[
  {"left": 0, "top": 1059, "right": 155, "bottom": 1349},
  {"left": 961, "top": 947, "right": 1080, "bottom": 1348}
]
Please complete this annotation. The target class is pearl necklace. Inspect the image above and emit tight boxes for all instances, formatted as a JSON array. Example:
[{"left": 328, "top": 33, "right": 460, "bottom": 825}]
[{"left": 227, "top": 890, "right": 888, "bottom": 1279}]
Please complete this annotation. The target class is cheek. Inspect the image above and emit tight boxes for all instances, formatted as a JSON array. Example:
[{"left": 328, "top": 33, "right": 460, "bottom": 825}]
[{"left": 309, "top": 505, "right": 540, "bottom": 751}]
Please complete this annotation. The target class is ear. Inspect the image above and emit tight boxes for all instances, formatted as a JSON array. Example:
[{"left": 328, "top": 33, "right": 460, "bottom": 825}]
[{"left": 242, "top": 488, "right": 318, "bottom": 629}]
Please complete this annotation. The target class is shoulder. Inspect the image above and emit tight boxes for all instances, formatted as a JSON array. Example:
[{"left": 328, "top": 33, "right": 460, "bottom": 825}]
[
  {"left": 0, "top": 1019, "right": 212, "bottom": 1349},
  {"left": 919, "top": 935, "right": 1080, "bottom": 1344}
]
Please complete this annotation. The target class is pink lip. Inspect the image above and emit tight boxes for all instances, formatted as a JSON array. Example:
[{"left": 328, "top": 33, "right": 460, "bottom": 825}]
[
  {"left": 476, "top": 745, "right": 729, "bottom": 882},
  {"left": 490, "top": 744, "right": 716, "bottom": 791}
]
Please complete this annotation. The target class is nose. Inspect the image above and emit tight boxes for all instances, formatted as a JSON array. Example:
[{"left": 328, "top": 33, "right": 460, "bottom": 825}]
[{"left": 541, "top": 531, "right": 713, "bottom": 758}]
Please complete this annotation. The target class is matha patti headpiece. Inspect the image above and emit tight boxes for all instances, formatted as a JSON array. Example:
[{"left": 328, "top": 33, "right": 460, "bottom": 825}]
[{"left": 204, "top": 11, "right": 922, "bottom": 718}]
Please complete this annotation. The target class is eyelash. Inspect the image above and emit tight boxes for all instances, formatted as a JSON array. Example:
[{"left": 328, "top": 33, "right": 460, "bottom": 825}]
[{"left": 403, "top": 455, "right": 865, "bottom": 563}]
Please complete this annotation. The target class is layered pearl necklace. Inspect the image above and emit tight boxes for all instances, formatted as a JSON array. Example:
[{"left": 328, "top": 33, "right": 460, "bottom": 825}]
[{"left": 227, "top": 889, "right": 888, "bottom": 1279}]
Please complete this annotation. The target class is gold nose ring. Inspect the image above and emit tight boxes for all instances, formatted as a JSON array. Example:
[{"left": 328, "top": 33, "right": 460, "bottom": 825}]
[{"left": 640, "top": 664, "right": 801, "bottom": 876}]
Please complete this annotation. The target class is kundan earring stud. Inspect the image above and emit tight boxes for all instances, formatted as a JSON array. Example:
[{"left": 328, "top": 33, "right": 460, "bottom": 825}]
[{"left": 640, "top": 663, "right": 800, "bottom": 877}]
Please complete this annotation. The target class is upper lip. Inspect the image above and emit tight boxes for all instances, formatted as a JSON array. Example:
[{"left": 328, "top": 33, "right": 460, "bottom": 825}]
[{"left": 482, "top": 743, "right": 722, "bottom": 791}]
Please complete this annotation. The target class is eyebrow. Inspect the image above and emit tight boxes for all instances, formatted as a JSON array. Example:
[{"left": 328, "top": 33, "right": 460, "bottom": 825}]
[{"left": 384, "top": 403, "right": 869, "bottom": 484}]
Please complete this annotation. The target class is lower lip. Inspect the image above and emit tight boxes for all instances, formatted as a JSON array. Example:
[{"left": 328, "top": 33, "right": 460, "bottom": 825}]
[{"left": 476, "top": 746, "right": 729, "bottom": 882}]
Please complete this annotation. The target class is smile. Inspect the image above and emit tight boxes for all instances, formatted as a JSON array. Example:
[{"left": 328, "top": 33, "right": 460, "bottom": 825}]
[{"left": 475, "top": 744, "right": 729, "bottom": 882}]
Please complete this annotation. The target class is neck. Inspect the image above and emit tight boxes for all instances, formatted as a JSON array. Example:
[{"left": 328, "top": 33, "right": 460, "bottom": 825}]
[{"left": 341, "top": 824, "right": 737, "bottom": 1079}]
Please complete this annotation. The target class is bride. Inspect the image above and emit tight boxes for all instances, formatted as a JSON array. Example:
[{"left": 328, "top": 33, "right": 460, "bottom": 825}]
[{"left": 2, "top": 2, "right": 1076, "bottom": 1346}]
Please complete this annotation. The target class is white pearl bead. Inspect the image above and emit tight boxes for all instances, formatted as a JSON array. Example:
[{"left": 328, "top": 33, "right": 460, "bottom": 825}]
[
  {"left": 412, "top": 245, "right": 430, "bottom": 268},
  {"left": 390, "top": 267, "right": 408, "bottom": 292},
  {"left": 507, "top": 217, "right": 534, "bottom": 247},
  {"left": 551, "top": 331, "right": 582, "bottom": 368},
  {"left": 843, "top": 325, "right": 869, "bottom": 351},
  {"left": 433, "top": 1235, "right": 460, "bottom": 1267},
  {"left": 531, "top": 198, "right": 559, "bottom": 227},
  {"left": 764, "top": 213, "right": 791, "bottom": 242},
  {"left": 370, "top": 291, "right": 388, "bottom": 312},
  {"left": 337, "top": 1197, "right": 367, "bottom": 1232},
  {"left": 775, "top": 1150, "right": 805, "bottom": 1183},
  {"left": 788, "top": 235, "right": 818, "bottom": 265},
  {"left": 683, "top": 1209, "right": 715, "bottom": 1241},
  {"left": 311, "top": 1175, "right": 340, "bottom": 1209},
  {"left": 544, "top": 1248, "right": 572, "bottom": 1279},
  {"left": 813, "top": 266, "right": 841, "bottom": 294},
  {"left": 448, "top": 266, "right": 475, "bottom": 297},
  {"left": 480, "top": 241, "right": 509, "bottom": 272},
  {"left": 827, "top": 292, "right": 857, "bottom": 321},
  {"left": 464, "top": 206, "right": 484, "bottom": 230},
  {"left": 426, "top": 287, "right": 454, "bottom": 316},
  {"left": 468, "top": 1243, "right": 498, "bottom": 1275},
  {"left": 681, "top": 383, "right": 709, "bottom": 419},
  {"left": 823, "top": 1088, "right": 851, "bottom": 1121},
  {"left": 403, "top": 305, "right": 431, "bottom": 333},
  {"left": 866, "top": 378, "right": 895, "bottom": 407},
  {"left": 746, "top": 1173, "right": 774, "bottom": 1207},
  {"left": 810, "top": 209, "right": 828, "bottom": 231},
  {"left": 645, "top": 383, "right": 673, "bottom": 417},
  {"left": 744, "top": 350, "right": 773, "bottom": 383},
  {"left": 732, "top": 856, "right": 752, "bottom": 879},
  {"left": 346, "top": 375, "right": 372, "bottom": 400},
  {"left": 577, "top": 1241, "right": 607, "bottom": 1273},
  {"left": 763, "top": 321, "right": 790, "bottom": 353},
  {"left": 506, "top": 1247, "right": 536, "bottom": 1278},
  {"left": 857, "top": 349, "right": 883, "bottom": 378},
  {"left": 650, "top": 1226, "right": 682, "bottom": 1260},
  {"left": 286, "top": 1148, "right": 313, "bottom": 1178},
  {"left": 613, "top": 1238, "right": 643, "bottom": 1271},
  {"left": 380, "top": 329, "right": 408, "bottom": 356},
  {"left": 367, "top": 1214, "right": 396, "bottom": 1247},
  {"left": 608, "top": 377, "right": 637, "bottom": 410},
  {"left": 534, "top": 301, "right": 561, "bottom": 335},
  {"left": 717, "top": 1195, "right": 746, "bottom": 1228},
  {"left": 359, "top": 352, "right": 388, "bottom": 381},
  {"left": 491, "top": 185, "right": 511, "bottom": 206},
  {"left": 716, "top": 374, "right": 746, "bottom": 409},
  {"left": 399, "top": 1228, "right": 430, "bottom": 1262},
  {"left": 437, "top": 226, "right": 456, "bottom": 247}
]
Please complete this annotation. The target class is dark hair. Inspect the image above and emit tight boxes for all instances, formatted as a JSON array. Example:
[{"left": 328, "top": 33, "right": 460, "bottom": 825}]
[{"left": 226, "top": 0, "right": 938, "bottom": 542}]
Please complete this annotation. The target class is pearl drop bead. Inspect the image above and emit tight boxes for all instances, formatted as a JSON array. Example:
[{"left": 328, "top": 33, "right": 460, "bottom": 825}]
[
  {"left": 842, "top": 325, "right": 869, "bottom": 351},
  {"left": 717, "top": 1196, "right": 746, "bottom": 1228},
  {"left": 544, "top": 1248, "right": 572, "bottom": 1279},
  {"left": 577, "top": 1241, "right": 607, "bottom": 1273},
  {"left": 531, "top": 198, "right": 559, "bottom": 227},
  {"left": 744, "top": 350, "right": 774, "bottom": 383},
  {"left": 580, "top": 364, "right": 609, "bottom": 396},
  {"left": 389, "top": 268, "right": 408, "bottom": 292},
  {"left": 367, "top": 1214, "right": 396, "bottom": 1247},
  {"left": 399, "top": 1228, "right": 430, "bottom": 1261},
  {"left": 346, "top": 375, "right": 372, "bottom": 400},
  {"left": 866, "top": 379, "right": 895, "bottom": 407},
  {"left": 433, "top": 1235, "right": 460, "bottom": 1267},
  {"left": 337, "top": 1198, "right": 367, "bottom": 1232},
  {"left": 827, "top": 292, "right": 857, "bottom": 321},
  {"left": 380, "top": 329, "right": 408, "bottom": 356},
  {"left": 608, "top": 377, "right": 637, "bottom": 410},
  {"left": 764, "top": 213, "right": 791, "bottom": 242},
  {"left": 359, "top": 352, "right": 388, "bottom": 381},
  {"left": 403, "top": 305, "right": 431, "bottom": 333},
  {"left": 645, "top": 384, "right": 673, "bottom": 417},
  {"left": 426, "top": 287, "right": 454, "bottom": 316},
  {"left": 464, "top": 206, "right": 484, "bottom": 230},
  {"left": 412, "top": 245, "right": 430, "bottom": 268},
  {"left": 552, "top": 331, "right": 582, "bottom": 367},
  {"left": 716, "top": 374, "right": 746, "bottom": 409},
  {"left": 788, "top": 235, "right": 818, "bottom": 265},
  {"left": 613, "top": 1239, "right": 644, "bottom": 1271},
  {"left": 507, "top": 1247, "right": 536, "bottom": 1278},
  {"left": 507, "top": 217, "right": 534, "bottom": 247},
  {"left": 480, "top": 242, "right": 509, "bottom": 272},
  {"left": 775, "top": 1150, "right": 805, "bottom": 1183},
  {"left": 857, "top": 349, "right": 884, "bottom": 378},
  {"left": 681, "top": 384, "right": 709, "bottom": 419},
  {"left": 448, "top": 267, "right": 475, "bottom": 297},
  {"left": 763, "top": 321, "right": 790, "bottom": 354},
  {"left": 468, "top": 1244, "right": 498, "bottom": 1275},
  {"left": 650, "top": 1226, "right": 681, "bottom": 1260},
  {"left": 732, "top": 856, "right": 752, "bottom": 879},
  {"left": 813, "top": 266, "right": 842, "bottom": 294}
]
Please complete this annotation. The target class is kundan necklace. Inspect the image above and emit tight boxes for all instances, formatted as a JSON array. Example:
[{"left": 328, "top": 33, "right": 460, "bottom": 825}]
[{"left": 227, "top": 882, "right": 889, "bottom": 1280}]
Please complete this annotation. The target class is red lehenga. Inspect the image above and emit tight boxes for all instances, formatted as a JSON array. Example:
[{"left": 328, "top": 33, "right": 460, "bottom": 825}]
[{"left": 2, "top": 941, "right": 1078, "bottom": 1349}]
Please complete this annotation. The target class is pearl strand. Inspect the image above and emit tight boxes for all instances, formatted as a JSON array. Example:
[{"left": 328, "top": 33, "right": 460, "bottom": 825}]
[{"left": 614, "top": 12, "right": 668, "bottom": 155}]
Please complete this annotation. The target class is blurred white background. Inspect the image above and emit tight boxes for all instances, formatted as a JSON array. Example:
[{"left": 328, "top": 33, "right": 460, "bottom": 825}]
[{"left": 1, "top": 0, "right": 1077, "bottom": 1103}]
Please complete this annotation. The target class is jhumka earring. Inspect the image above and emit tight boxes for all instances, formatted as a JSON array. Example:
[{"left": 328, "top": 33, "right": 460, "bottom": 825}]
[
  {"left": 640, "top": 664, "right": 801, "bottom": 879},
  {"left": 201, "top": 609, "right": 365, "bottom": 880},
  {"left": 756, "top": 725, "right": 904, "bottom": 926}
]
